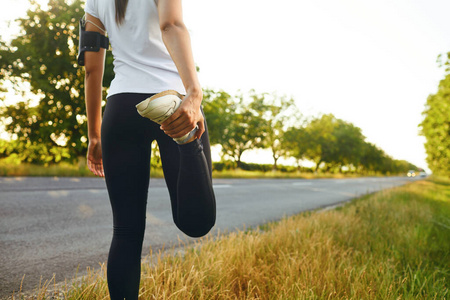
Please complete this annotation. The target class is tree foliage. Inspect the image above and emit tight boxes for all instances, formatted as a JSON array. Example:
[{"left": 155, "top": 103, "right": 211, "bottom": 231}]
[
  {"left": 0, "top": 0, "right": 113, "bottom": 163},
  {"left": 203, "top": 90, "right": 299, "bottom": 170},
  {"left": 202, "top": 89, "right": 235, "bottom": 146},
  {"left": 284, "top": 126, "right": 307, "bottom": 169},
  {"left": 332, "top": 119, "right": 365, "bottom": 170},
  {"left": 203, "top": 92, "right": 417, "bottom": 174},
  {"left": 220, "top": 94, "right": 264, "bottom": 168},
  {"left": 301, "top": 114, "right": 338, "bottom": 171},
  {"left": 420, "top": 52, "right": 450, "bottom": 177},
  {"left": 250, "top": 91, "right": 298, "bottom": 170}
]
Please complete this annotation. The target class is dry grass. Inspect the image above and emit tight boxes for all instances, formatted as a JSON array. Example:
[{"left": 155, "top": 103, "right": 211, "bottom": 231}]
[
  {"left": 10, "top": 178, "right": 449, "bottom": 299},
  {"left": 0, "top": 162, "right": 91, "bottom": 177},
  {"left": 0, "top": 162, "right": 164, "bottom": 178},
  {"left": 211, "top": 169, "right": 360, "bottom": 179},
  {"left": 0, "top": 159, "right": 367, "bottom": 179}
]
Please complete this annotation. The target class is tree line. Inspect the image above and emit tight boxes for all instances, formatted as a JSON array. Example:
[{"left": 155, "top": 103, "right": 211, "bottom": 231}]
[
  {"left": 0, "top": 0, "right": 421, "bottom": 174},
  {"left": 202, "top": 90, "right": 418, "bottom": 174}
]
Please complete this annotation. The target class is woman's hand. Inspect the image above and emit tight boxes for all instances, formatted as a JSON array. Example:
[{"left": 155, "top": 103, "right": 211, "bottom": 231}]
[
  {"left": 87, "top": 138, "right": 104, "bottom": 177},
  {"left": 160, "top": 89, "right": 205, "bottom": 140}
]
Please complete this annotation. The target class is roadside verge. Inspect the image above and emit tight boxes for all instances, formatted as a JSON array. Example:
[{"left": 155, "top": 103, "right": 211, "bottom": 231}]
[{"left": 11, "top": 178, "right": 449, "bottom": 299}]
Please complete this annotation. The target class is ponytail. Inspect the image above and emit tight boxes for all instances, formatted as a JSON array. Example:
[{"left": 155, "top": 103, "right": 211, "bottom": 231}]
[{"left": 115, "top": 0, "right": 129, "bottom": 25}]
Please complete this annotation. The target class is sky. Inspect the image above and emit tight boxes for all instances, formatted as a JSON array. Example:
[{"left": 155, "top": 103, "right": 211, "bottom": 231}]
[
  {"left": 2, "top": 0, "right": 450, "bottom": 172},
  {"left": 182, "top": 0, "right": 450, "bottom": 171}
]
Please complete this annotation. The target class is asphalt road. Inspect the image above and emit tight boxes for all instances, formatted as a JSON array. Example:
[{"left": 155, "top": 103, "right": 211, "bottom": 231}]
[{"left": 0, "top": 176, "right": 416, "bottom": 297}]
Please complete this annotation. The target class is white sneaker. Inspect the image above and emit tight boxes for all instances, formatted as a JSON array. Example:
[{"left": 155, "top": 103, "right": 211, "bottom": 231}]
[{"left": 136, "top": 90, "right": 198, "bottom": 144}]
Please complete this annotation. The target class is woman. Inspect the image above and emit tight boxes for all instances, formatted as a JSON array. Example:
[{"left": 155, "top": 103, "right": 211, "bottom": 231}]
[{"left": 82, "top": 0, "right": 216, "bottom": 298}]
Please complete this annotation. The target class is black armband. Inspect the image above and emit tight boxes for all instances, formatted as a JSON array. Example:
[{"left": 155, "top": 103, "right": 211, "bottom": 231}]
[{"left": 77, "top": 17, "right": 109, "bottom": 66}]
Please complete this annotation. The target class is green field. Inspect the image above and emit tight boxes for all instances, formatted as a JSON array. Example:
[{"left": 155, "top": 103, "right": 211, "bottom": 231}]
[{"left": 12, "top": 178, "right": 449, "bottom": 299}]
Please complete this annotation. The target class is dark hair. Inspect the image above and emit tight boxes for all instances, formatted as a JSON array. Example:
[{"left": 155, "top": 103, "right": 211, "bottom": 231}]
[{"left": 115, "top": 0, "right": 129, "bottom": 25}]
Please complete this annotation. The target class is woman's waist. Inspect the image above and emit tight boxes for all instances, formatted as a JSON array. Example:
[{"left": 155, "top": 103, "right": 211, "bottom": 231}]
[{"left": 107, "top": 72, "right": 185, "bottom": 97}]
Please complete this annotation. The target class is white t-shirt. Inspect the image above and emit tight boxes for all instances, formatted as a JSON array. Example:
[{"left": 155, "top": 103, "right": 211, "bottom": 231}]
[{"left": 85, "top": 0, "right": 186, "bottom": 97}]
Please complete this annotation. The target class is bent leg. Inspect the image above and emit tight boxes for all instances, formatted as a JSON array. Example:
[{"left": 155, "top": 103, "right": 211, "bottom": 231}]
[{"left": 158, "top": 111, "right": 216, "bottom": 237}]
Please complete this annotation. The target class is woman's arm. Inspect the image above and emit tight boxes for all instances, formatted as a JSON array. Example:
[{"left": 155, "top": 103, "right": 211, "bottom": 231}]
[
  {"left": 84, "top": 13, "right": 106, "bottom": 177},
  {"left": 157, "top": 0, "right": 205, "bottom": 140}
]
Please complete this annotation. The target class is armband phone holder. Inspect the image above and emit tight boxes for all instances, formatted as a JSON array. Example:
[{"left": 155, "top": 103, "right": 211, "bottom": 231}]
[{"left": 77, "top": 15, "right": 109, "bottom": 66}]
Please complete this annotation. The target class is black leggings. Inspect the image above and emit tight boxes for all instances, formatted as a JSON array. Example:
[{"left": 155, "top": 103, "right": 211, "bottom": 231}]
[{"left": 101, "top": 93, "right": 216, "bottom": 300}]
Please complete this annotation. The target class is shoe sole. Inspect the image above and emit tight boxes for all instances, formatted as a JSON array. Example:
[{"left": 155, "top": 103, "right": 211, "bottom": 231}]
[
  {"left": 136, "top": 90, "right": 198, "bottom": 144},
  {"left": 136, "top": 90, "right": 183, "bottom": 124}
]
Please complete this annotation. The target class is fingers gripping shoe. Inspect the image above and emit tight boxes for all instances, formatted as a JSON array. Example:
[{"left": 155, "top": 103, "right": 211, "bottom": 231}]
[{"left": 136, "top": 90, "right": 198, "bottom": 144}]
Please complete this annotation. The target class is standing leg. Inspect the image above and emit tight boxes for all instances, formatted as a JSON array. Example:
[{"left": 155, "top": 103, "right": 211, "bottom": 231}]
[
  {"left": 101, "top": 93, "right": 158, "bottom": 300},
  {"left": 157, "top": 109, "right": 216, "bottom": 237}
]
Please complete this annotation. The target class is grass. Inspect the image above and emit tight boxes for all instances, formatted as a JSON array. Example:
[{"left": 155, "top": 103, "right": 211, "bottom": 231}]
[
  {"left": 0, "top": 162, "right": 93, "bottom": 177},
  {"left": 211, "top": 169, "right": 361, "bottom": 179},
  {"left": 0, "top": 160, "right": 371, "bottom": 179},
  {"left": 10, "top": 178, "right": 450, "bottom": 299},
  {"left": 0, "top": 161, "right": 165, "bottom": 178}
]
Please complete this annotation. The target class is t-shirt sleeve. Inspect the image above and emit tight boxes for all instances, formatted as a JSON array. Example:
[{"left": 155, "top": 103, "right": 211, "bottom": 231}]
[{"left": 84, "top": 0, "right": 99, "bottom": 18}]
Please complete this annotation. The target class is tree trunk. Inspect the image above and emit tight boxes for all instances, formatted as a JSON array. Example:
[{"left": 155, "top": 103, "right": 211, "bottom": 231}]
[
  {"left": 236, "top": 150, "right": 243, "bottom": 169},
  {"left": 272, "top": 154, "right": 278, "bottom": 172},
  {"left": 296, "top": 159, "right": 302, "bottom": 172},
  {"left": 236, "top": 159, "right": 242, "bottom": 169},
  {"left": 315, "top": 160, "right": 322, "bottom": 172}
]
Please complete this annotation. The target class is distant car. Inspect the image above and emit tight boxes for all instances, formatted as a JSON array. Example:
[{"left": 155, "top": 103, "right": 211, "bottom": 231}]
[
  {"left": 407, "top": 170, "right": 416, "bottom": 177},
  {"left": 419, "top": 171, "right": 427, "bottom": 177}
]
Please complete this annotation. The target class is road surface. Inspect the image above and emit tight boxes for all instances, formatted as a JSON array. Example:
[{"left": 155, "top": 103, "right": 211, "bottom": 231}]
[{"left": 0, "top": 176, "right": 416, "bottom": 297}]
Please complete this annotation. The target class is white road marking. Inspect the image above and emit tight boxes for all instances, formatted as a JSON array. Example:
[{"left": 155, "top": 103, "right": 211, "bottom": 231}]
[{"left": 292, "top": 182, "right": 312, "bottom": 186}]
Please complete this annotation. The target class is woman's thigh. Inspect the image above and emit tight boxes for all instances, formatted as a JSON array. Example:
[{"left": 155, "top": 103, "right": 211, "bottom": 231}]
[
  {"left": 101, "top": 93, "right": 159, "bottom": 230},
  {"left": 156, "top": 108, "right": 213, "bottom": 214}
]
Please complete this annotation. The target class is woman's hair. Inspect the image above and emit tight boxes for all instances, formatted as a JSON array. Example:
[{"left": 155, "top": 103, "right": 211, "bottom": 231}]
[{"left": 115, "top": 0, "right": 129, "bottom": 25}]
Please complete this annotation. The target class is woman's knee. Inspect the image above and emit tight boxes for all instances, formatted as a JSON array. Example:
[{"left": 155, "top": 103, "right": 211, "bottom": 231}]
[
  {"left": 175, "top": 215, "right": 215, "bottom": 238},
  {"left": 112, "top": 223, "right": 146, "bottom": 240}
]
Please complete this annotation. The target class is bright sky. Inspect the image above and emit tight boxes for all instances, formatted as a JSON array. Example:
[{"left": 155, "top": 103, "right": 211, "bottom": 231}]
[
  {"left": 183, "top": 0, "right": 450, "bottom": 172},
  {"left": 2, "top": 0, "right": 450, "bottom": 172}
]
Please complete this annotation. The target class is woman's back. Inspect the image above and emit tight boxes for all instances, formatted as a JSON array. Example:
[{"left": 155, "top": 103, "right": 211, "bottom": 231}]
[{"left": 85, "top": 0, "right": 185, "bottom": 96}]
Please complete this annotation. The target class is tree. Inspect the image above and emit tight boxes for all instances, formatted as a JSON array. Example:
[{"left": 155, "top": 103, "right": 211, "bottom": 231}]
[
  {"left": 250, "top": 91, "right": 299, "bottom": 171},
  {"left": 222, "top": 96, "right": 263, "bottom": 168},
  {"left": 284, "top": 125, "right": 308, "bottom": 170},
  {"left": 202, "top": 89, "right": 235, "bottom": 147},
  {"left": 359, "top": 142, "right": 384, "bottom": 173},
  {"left": 332, "top": 119, "right": 365, "bottom": 172},
  {"left": 0, "top": 0, "right": 114, "bottom": 163},
  {"left": 420, "top": 52, "right": 450, "bottom": 177},
  {"left": 203, "top": 90, "right": 266, "bottom": 168},
  {"left": 301, "top": 114, "right": 339, "bottom": 172},
  {"left": 296, "top": 115, "right": 370, "bottom": 173}
]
